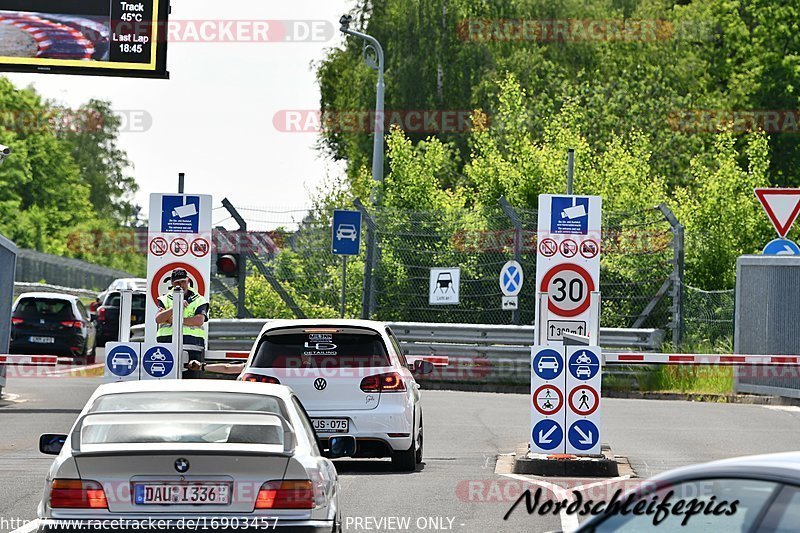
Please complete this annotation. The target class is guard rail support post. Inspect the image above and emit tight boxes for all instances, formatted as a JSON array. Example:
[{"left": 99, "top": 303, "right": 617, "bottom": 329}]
[
  {"left": 657, "top": 203, "right": 685, "bottom": 347},
  {"left": 499, "top": 196, "right": 523, "bottom": 325},
  {"left": 355, "top": 198, "right": 377, "bottom": 319}
]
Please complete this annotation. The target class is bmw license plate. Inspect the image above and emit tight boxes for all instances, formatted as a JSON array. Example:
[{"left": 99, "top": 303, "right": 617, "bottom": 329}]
[
  {"left": 312, "top": 418, "right": 349, "bottom": 433},
  {"left": 29, "top": 336, "right": 55, "bottom": 344},
  {"left": 134, "top": 483, "right": 230, "bottom": 505}
]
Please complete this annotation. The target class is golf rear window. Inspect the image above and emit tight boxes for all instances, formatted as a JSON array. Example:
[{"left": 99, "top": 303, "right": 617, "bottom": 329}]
[
  {"left": 252, "top": 328, "right": 391, "bottom": 368},
  {"left": 14, "top": 298, "right": 73, "bottom": 319}
]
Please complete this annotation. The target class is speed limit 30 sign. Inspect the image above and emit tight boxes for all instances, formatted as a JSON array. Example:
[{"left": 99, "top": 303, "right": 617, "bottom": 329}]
[{"left": 535, "top": 194, "right": 602, "bottom": 344}]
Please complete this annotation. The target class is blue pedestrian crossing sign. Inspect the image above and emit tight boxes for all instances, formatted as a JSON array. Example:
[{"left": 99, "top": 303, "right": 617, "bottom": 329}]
[
  {"left": 106, "top": 344, "right": 138, "bottom": 377},
  {"left": 568, "top": 348, "right": 600, "bottom": 380},
  {"left": 568, "top": 419, "right": 599, "bottom": 452},
  {"left": 532, "top": 419, "right": 564, "bottom": 451},
  {"left": 500, "top": 260, "right": 524, "bottom": 297},
  {"left": 332, "top": 210, "right": 362, "bottom": 255},
  {"left": 142, "top": 346, "right": 174, "bottom": 378},
  {"left": 533, "top": 348, "right": 563, "bottom": 380},
  {"left": 763, "top": 238, "right": 800, "bottom": 256}
]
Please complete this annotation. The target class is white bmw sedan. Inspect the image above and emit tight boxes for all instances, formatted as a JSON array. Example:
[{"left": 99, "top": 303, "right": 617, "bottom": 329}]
[
  {"left": 238, "top": 320, "right": 432, "bottom": 471},
  {"left": 37, "top": 380, "right": 352, "bottom": 532}
]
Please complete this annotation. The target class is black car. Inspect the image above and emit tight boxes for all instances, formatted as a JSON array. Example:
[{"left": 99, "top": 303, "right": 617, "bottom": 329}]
[
  {"left": 94, "top": 290, "right": 146, "bottom": 346},
  {"left": 10, "top": 293, "right": 97, "bottom": 362}
]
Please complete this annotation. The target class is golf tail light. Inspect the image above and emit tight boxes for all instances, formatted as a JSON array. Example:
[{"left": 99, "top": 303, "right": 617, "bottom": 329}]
[
  {"left": 241, "top": 373, "right": 280, "bottom": 384},
  {"left": 255, "top": 480, "right": 315, "bottom": 509},
  {"left": 360, "top": 372, "right": 406, "bottom": 393},
  {"left": 50, "top": 479, "right": 108, "bottom": 509}
]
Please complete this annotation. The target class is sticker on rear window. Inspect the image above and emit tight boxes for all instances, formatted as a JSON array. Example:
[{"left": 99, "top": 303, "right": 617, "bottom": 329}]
[
  {"left": 304, "top": 336, "right": 338, "bottom": 355},
  {"left": 308, "top": 333, "right": 333, "bottom": 342}
]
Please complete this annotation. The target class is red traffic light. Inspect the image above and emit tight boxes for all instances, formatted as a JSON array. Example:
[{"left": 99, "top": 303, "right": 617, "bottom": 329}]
[{"left": 217, "top": 254, "right": 238, "bottom": 276}]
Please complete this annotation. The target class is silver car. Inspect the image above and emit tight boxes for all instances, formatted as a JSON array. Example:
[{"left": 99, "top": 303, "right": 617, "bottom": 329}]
[
  {"left": 577, "top": 451, "right": 800, "bottom": 531},
  {"left": 37, "top": 380, "right": 353, "bottom": 532}
]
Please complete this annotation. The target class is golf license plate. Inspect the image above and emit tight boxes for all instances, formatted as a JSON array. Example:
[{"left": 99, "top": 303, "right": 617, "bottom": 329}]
[
  {"left": 134, "top": 483, "right": 230, "bottom": 505},
  {"left": 312, "top": 418, "right": 349, "bottom": 433},
  {"left": 29, "top": 336, "right": 54, "bottom": 344}
]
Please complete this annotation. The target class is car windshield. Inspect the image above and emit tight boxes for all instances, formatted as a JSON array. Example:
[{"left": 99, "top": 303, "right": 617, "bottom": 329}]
[
  {"left": 252, "top": 327, "right": 391, "bottom": 368},
  {"left": 90, "top": 392, "right": 288, "bottom": 419},
  {"left": 13, "top": 298, "right": 73, "bottom": 319},
  {"left": 105, "top": 293, "right": 147, "bottom": 310},
  {"left": 80, "top": 412, "right": 285, "bottom": 446}
]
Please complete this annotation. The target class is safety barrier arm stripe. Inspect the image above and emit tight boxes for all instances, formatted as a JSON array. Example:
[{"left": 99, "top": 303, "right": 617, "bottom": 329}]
[
  {"left": 606, "top": 353, "right": 800, "bottom": 365},
  {"left": 0, "top": 355, "right": 58, "bottom": 366}
]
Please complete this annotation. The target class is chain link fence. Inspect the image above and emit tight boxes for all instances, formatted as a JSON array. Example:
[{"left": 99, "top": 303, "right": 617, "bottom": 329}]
[
  {"left": 683, "top": 284, "right": 735, "bottom": 347},
  {"left": 232, "top": 199, "right": 680, "bottom": 334}
]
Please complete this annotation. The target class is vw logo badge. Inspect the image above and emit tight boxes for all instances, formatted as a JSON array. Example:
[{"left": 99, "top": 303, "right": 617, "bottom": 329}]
[
  {"left": 314, "top": 378, "right": 327, "bottom": 391},
  {"left": 174, "top": 458, "right": 190, "bottom": 473}
]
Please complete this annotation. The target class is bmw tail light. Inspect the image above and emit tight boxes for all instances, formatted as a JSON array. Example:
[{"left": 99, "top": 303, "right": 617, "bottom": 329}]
[
  {"left": 255, "top": 480, "right": 315, "bottom": 509},
  {"left": 241, "top": 373, "right": 280, "bottom": 384},
  {"left": 360, "top": 372, "right": 406, "bottom": 393},
  {"left": 50, "top": 479, "right": 108, "bottom": 509}
]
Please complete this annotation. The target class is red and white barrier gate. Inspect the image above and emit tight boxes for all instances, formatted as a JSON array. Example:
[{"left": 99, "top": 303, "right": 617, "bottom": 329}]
[
  {"left": 0, "top": 355, "right": 58, "bottom": 367},
  {"left": 607, "top": 353, "right": 800, "bottom": 365}
]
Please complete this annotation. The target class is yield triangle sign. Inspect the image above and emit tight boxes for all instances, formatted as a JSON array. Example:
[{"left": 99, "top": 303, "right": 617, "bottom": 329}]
[{"left": 755, "top": 188, "right": 800, "bottom": 238}]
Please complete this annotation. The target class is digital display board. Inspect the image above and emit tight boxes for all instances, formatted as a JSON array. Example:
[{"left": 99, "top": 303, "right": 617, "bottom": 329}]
[{"left": 0, "top": 0, "right": 168, "bottom": 78}]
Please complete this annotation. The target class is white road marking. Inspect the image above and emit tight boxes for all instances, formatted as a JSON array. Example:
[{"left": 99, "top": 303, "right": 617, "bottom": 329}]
[
  {"left": 0, "top": 392, "right": 26, "bottom": 403},
  {"left": 10, "top": 518, "right": 39, "bottom": 533},
  {"left": 763, "top": 405, "right": 800, "bottom": 413},
  {"left": 500, "top": 471, "right": 634, "bottom": 533}
]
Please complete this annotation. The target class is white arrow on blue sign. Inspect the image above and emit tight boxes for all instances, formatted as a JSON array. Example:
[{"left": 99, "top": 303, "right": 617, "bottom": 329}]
[
  {"left": 763, "top": 238, "right": 800, "bottom": 256},
  {"left": 568, "top": 419, "right": 599, "bottom": 452},
  {"left": 500, "top": 260, "right": 523, "bottom": 296},
  {"left": 532, "top": 419, "right": 564, "bottom": 451}
]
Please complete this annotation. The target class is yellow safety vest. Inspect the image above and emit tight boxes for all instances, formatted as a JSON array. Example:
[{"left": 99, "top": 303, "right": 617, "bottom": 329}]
[{"left": 156, "top": 290, "right": 208, "bottom": 341}]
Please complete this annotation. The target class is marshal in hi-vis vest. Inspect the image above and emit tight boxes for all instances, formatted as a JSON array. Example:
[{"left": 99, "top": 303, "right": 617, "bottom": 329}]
[{"left": 156, "top": 290, "right": 209, "bottom": 341}]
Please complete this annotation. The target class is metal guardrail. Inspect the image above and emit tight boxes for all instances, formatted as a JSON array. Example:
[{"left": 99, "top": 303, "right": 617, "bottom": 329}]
[
  {"left": 130, "top": 320, "right": 663, "bottom": 385},
  {"left": 14, "top": 281, "right": 98, "bottom": 300}
]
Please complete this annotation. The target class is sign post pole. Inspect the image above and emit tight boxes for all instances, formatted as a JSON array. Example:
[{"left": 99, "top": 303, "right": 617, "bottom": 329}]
[
  {"left": 118, "top": 290, "right": 132, "bottom": 343},
  {"left": 340, "top": 256, "right": 347, "bottom": 318}
]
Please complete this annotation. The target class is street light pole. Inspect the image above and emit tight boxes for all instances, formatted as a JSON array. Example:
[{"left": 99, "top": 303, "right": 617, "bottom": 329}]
[
  {"left": 339, "top": 15, "right": 385, "bottom": 197},
  {"left": 340, "top": 15, "right": 385, "bottom": 318}
]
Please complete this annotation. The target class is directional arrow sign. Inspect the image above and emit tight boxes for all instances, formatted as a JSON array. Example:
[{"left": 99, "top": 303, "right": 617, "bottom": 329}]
[
  {"left": 532, "top": 419, "right": 563, "bottom": 451},
  {"left": 755, "top": 188, "right": 800, "bottom": 238},
  {"left": 567, "top": 419, "right": 599, "bottom": 452}
]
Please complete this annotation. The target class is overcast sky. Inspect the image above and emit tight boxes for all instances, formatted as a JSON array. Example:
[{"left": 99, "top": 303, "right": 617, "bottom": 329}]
[{"left": 7, "top": 0, "right": 353, "bottom": 226}]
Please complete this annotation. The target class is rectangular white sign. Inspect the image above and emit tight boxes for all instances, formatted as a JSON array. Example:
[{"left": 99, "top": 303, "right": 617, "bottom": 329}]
[
  {"left": 565, "top": 345, "right": 602, "bottom": 455},
  {"left": 535, "top": 194, "right": 602, "bottom": 345},
  {"left": 530, "top": 345, "right": 566, "bottom": 454},
  {"left": 139, "top": 343, "right": 180, "bottom": 380},
  {"left": 104, "top": 342, "right": 141, "bottom": 382},
  {"left": 145, "top": 194, "right": 213, "bottom": 342},
  {"left": 429, "top": 267, "right": 460, "bottom": 305}
]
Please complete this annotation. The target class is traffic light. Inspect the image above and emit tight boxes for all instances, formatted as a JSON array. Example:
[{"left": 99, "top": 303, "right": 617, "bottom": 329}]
[{"left": 216, "top": 254, "right": 239, "bottom": 278}]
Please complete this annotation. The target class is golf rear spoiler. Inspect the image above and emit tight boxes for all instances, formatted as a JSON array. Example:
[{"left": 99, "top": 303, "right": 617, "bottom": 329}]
[{"left": 70, "top": 410, "right": 297, "bottom": 456}]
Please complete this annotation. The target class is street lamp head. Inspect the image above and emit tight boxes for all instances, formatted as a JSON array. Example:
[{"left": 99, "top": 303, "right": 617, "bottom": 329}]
[{"left": 339, "top": 14, "right": 353, "bottom": 32}]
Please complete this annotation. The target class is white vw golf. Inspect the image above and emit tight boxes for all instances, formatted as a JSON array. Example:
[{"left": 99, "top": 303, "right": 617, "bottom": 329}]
[{"left": 238, "top": 320, "right": 432, "bottom": 471}]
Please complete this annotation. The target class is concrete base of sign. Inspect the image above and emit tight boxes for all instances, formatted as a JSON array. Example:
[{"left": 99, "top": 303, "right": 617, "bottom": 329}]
[{"left": 513, "top": 443, "right": 621, "bottom": 477}]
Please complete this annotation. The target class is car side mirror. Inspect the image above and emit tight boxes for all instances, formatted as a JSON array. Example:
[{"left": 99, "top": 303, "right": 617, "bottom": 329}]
[
  {"left": 328, "top": 436, "right": 356, "bottom": 458},
  {"left": 413, "top": 360, "right": 435, "bottom": 375},
  {"left": 39, "top": 434, "right": 67, "bottom": 455}
]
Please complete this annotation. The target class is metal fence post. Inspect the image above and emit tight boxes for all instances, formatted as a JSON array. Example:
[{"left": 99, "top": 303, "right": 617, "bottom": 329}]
[
  {"left": 354, "top": 199, "right": 377, "bottom": 319},
  {"left": 657, "top": 203, "right": 685, "bottom": 347},
  {"left": 499, "top": 196, "right": 522, "bottom": 325}
]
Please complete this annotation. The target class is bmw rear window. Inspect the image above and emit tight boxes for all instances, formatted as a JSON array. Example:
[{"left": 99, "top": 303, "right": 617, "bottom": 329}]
[
  {"left": 252, "top": 327, "right": 391, "bottom": 368},
  {"left": 90, "top": 392, "right": 288, "bottom": 420}
]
